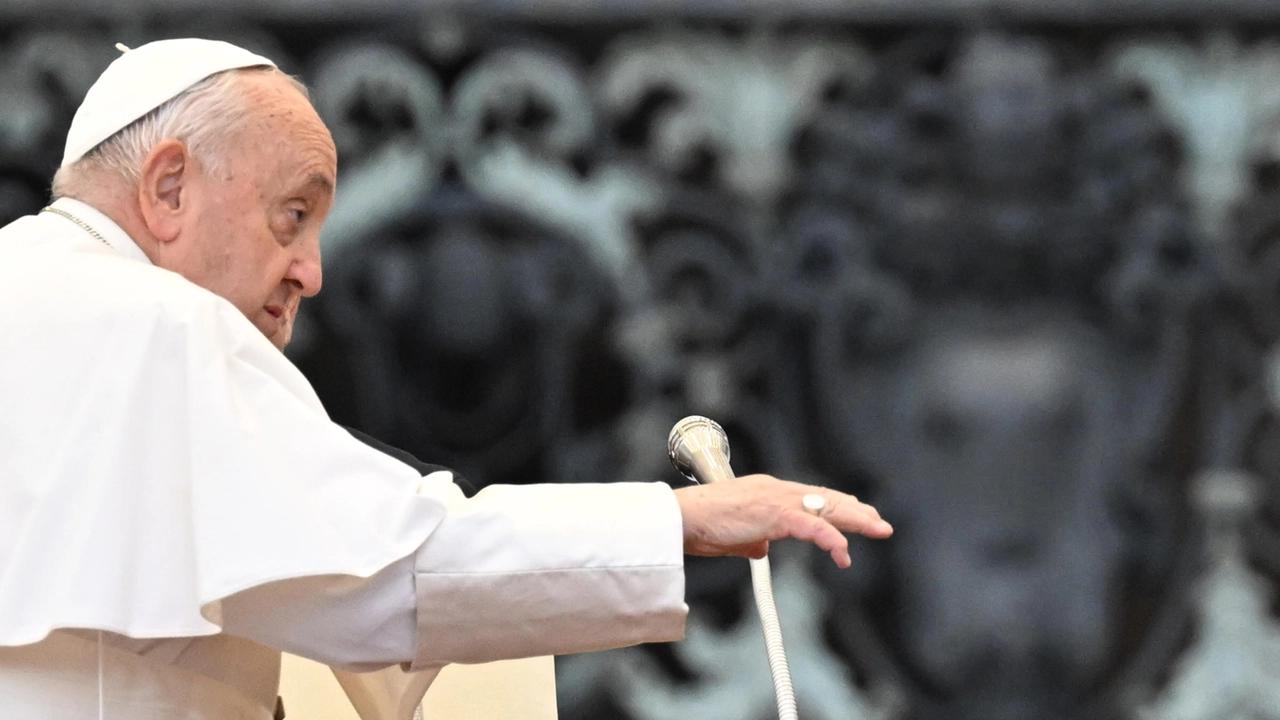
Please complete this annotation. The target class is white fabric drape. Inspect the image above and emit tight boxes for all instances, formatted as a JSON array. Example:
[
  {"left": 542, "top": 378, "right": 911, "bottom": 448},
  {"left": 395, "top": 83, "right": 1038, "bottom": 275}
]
[
  {"left": 0, "top": 201, "right": 688, "bottom": 718},
  {"left": 0, "top": 205, "right": 447, "bottom": 646}
]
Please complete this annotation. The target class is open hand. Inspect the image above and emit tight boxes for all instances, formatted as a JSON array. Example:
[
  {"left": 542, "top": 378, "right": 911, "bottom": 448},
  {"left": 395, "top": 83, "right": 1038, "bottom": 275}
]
[{"left": 673, "top": 475, "right": 892, "bottom": 568}]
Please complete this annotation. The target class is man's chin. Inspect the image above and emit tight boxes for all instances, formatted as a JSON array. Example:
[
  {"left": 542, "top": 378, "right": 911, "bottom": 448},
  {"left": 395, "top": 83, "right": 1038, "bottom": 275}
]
[
  {"left": 269, "top": 324, "right": 291, "bottom": 351},
  {"left": 254, "top": 316, "right": 291, "bottom": 351}
]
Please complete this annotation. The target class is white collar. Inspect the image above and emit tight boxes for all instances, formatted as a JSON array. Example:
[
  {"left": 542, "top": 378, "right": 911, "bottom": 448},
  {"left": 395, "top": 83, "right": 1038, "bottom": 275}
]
[{"left": 46, "top": 197, "right": 154, "bottom": 266}]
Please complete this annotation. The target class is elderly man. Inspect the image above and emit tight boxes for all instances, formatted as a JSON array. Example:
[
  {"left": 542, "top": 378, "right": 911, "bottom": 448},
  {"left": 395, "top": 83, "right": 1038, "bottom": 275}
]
[{"left": 0, "top": 39, "right": 892, "bottom": 719}]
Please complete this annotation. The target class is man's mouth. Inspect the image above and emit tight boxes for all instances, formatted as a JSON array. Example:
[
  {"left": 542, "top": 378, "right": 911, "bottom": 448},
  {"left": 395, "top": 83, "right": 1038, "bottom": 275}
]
[{"left": 265, "top": 304, "right": 285, "bottom": 320}]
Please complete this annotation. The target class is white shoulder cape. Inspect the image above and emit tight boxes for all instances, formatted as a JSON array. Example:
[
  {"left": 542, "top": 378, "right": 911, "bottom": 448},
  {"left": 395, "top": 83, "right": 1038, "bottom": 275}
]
[{"left": 0, "top": 210, "right": 449, "bottom": 646}]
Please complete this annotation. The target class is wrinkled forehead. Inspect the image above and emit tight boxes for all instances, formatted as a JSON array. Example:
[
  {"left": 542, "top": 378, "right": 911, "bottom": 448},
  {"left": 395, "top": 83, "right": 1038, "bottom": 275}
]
[{"left": 238, "top": 73, "right": 337, "bottom": 190}]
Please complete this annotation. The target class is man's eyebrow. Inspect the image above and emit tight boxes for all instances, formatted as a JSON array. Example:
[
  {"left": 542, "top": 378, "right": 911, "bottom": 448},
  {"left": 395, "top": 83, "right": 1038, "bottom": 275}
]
[{"left": 301, "top": 173, "right": 335, "bottom": 196}]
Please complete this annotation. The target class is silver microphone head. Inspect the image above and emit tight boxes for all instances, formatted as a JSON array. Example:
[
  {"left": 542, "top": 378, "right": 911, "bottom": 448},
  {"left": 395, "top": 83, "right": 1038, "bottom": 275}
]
[{"left": 667, "top": 415, "right": 734, "bottom": 484}]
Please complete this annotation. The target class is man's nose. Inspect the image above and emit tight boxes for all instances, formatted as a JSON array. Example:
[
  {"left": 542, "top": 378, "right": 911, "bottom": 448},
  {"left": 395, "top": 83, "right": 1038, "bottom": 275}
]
[{"left": 288, "top": 239, "right": 323, "bottom": 297}]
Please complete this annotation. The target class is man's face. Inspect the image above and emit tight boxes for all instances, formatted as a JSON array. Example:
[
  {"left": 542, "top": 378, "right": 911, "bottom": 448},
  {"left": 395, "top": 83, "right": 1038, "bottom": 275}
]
[{"left": 176, "top": 72, "right": 337, "bottom": 349}]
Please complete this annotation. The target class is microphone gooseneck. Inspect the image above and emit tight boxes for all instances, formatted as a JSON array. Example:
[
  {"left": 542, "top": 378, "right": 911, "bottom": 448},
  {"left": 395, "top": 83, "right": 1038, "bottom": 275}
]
[{"left": 667, "top": 415, "right": 799, "bottom": 720}]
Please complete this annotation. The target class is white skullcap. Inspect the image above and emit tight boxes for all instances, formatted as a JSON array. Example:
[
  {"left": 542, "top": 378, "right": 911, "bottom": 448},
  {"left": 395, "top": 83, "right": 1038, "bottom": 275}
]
[{"left": 61, "top": 38, "right": 276, "bottom": 168}]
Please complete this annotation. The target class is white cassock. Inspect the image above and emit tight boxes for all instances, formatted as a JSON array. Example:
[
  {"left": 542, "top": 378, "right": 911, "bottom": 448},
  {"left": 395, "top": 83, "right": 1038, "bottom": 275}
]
[{"left": 0, "top": 198, "right": 688, "bottom": 719}]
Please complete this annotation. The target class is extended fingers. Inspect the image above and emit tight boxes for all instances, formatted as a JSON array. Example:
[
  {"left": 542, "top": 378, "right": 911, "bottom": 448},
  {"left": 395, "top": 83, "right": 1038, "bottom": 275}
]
[
  {"left": 818, "top": 491, "right": 892, "bottom": 538},
  {"left": 778, "top": 482, "right": 892, "bottom": 539},
  {"left": 675, "top": 476, "right": 891, "bottom": 564},
  {"left": 783, "top": 511, "right": 852, "bottom": 568}
]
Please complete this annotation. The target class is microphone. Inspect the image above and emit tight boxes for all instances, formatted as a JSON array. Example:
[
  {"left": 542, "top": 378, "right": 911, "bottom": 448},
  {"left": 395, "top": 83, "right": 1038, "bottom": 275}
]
[
  {"left": 667, "top": 415, "right": 801, "bottom": 720},
  {"left": 667, "top": 415, "right": 735, "bottom": 485}
]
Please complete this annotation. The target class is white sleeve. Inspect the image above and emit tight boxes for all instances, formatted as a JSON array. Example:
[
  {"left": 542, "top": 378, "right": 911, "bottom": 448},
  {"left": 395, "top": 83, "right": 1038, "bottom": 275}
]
[
  {"left": 215, "top": 477, "right": 687, "bottom": 672},
  {"left": 408, "top": 479, "right": 688, "bottom": 669},
  {"left": 214, "top": 554, "right": 419, "bottom": 672}
]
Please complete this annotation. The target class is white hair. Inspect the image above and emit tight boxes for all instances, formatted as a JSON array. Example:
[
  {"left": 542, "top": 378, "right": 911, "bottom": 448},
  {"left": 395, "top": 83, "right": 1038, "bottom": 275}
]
[{"left": 51, "top": 66, "right": 308, "bottom": 199}]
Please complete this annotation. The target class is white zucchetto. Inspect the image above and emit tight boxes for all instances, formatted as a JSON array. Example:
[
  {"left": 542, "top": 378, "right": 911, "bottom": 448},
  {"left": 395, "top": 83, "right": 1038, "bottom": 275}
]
[{"left": 61, "top": 38, "right": 275, "bottom": 168}]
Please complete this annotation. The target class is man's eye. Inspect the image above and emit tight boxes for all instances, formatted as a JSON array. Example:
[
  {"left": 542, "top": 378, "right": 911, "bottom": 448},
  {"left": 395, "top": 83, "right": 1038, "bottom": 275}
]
[{"left": 289, "top": 208, "right": 306, "bottom": 223}]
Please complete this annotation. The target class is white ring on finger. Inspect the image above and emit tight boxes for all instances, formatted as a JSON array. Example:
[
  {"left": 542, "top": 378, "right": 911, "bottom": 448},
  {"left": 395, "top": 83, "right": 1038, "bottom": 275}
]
[{"left": 801, "top": 493, "right": 829, "bottom": 517}]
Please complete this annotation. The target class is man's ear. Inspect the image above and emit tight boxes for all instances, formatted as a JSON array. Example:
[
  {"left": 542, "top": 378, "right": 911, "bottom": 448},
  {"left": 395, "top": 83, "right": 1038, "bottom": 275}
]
[{"left": 136, "top": 139, "right": 193, "bottom": 244}]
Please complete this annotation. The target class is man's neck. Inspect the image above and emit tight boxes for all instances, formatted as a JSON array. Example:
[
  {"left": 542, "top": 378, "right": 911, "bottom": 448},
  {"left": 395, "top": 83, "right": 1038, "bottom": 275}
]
[{"left": 58, "top": 192, "right": 161, "bottom": 265}]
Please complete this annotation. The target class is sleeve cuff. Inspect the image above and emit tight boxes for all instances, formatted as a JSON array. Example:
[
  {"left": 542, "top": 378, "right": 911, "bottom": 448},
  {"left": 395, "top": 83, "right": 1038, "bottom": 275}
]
[{"left": 408, "top": 482, "right": 687, "bottom": 668}]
